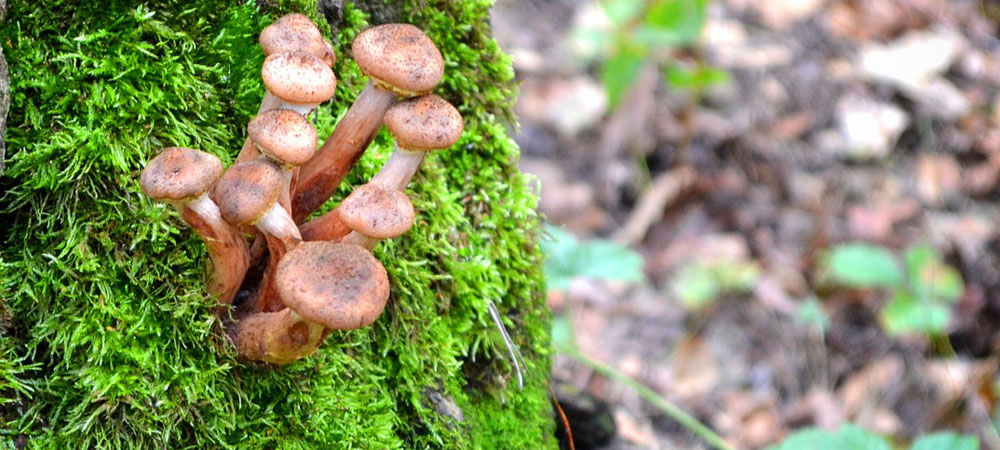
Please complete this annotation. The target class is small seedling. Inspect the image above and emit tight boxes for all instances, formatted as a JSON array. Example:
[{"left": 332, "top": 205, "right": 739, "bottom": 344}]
[{"left": 824, "top": 242, "right": 964, "bottom": 336}]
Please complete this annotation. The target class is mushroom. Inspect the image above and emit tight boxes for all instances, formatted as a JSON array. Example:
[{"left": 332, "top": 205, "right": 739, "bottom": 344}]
[
  {"left": 140, "top": 147, "right": 249, "bottom": 306},
  {"left": 213, "top": 160, "right": 301, "bottom": 312},
  {"left": 247, "top": 108, "right": 318, "bottom": 213},
  {"left": 259, "top": 13, "right": 336, "bottom": 67},
  {"left": 292, "top": 23, "right": 444, "bottom": 223},
  {"left": 261, "top": 51, "right": 337, "bottom": 117},
  {"left": 370, "top": 94, "right": 463, "bottom": 190},
  {"left": 233, "top": 307, "right": 326, "bottom": 364},
  {"left": 275, "top": 241, "right": 391, "bottom": 330},
  {"left": 333, "top": 182, "right": 415, "bottom": 249},
  {"left": 235, "top": 14, "right": 335, "bottom": 165}
]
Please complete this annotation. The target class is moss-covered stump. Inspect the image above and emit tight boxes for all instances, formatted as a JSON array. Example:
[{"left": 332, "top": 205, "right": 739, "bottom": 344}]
[{"left": 0, "top": 1, "right": 555, "bottom": 448}]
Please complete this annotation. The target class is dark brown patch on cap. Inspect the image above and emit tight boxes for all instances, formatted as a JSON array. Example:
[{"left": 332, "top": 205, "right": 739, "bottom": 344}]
[
  {"left": 140, "top": 147, "right": 223, "bottom": 201},
  {"left": 248, "top": 109, "right": 318, "bottom": 166},
  {"left": 276, "top": 241, "right": 390, "bottom": 330},
  {"left": 212, "top": 160, "right": 283, "bottom": 226},
  {"left": 384, "top": 94, "right": 463, "bottom": 151},
  {"left": 262, "top": 51, "right": 337, "bottom": 104},
  {"left": 338, "top": 183, "right": 415, "bottom": 239},
  {"left": 352, "top": 23, "right": 443, "bottom": 96}
]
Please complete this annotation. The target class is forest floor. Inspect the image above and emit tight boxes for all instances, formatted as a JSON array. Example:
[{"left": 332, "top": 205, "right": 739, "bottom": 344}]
[{"left": 492, "top": 0, "right": 1000, "bottom": 448}]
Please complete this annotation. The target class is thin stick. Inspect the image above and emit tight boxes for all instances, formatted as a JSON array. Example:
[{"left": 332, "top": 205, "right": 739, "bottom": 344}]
[
  {"left": 488, "top": 301, "right": 525, "bottom": 391},
  {"left": 560, "top": 347, "right": 737, "bottom": 450}
]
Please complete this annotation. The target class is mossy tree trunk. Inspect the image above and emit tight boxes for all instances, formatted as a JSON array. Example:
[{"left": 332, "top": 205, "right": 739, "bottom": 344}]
[{"left": 0, "top": 1, "right": 555, "bottom": 448}]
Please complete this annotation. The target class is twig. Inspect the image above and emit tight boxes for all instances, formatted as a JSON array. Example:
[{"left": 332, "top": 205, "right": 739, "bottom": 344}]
[
  {"left": 611, "top": 166, "right": 697, "bottom": 246},
  {"left": 560, "top": 347, "right": 738, "bottom": 450}
]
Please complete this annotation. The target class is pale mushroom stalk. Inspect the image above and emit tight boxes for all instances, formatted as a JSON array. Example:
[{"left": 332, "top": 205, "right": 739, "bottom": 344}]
[
  {"left": 141, "top": 147, "right": 250, "bottom": 307},
  {"left": 175, "top": 194, "right": 250, "bottom": 307},
  {"left": 214, "top": 160, "right": 302, "bottom": 313},
  {"left": 371, "top": 94, "right": 463, "bottom": 191},
  {"left": 233, "top": 307, "right": 327, "bottom": 364},
  {"left": 369, "top": 142, "right": 426, "bottom": 191},
  {"left": 292, "top": 24, "right": 444, "bottom": 223}
]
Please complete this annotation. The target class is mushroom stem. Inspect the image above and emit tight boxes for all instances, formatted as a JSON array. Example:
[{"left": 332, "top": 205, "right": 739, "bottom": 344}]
[
  {"left": 234, "top": 307, "right": 327, "bottom": 364},
  {"left": 299, "top": 208, "right": 353, "bottom": 242},
  {"left": 174, "top": 194, "right": 250, "bottom": 306},
  {"left": 292, "top": 81, "right": 397, "bottom": 222},
  {"left": 340, "top": 232, "right": 378, "bottom": 250},
  {"left": 370, "top": 142, "right": 426, "bottom": 191},
  {"left": 256, "top": 202, "right": 303, "bottom": 246}
]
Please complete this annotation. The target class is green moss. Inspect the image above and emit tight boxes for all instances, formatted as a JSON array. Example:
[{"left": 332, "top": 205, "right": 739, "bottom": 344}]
[{"left": 0, "top": 0, "right": 555, "bottom": 448}]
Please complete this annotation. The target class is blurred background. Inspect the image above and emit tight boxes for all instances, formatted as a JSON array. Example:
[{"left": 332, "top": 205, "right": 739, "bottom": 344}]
[{"left": 490, "top": 0, "right": 1000, "bottom": 449}]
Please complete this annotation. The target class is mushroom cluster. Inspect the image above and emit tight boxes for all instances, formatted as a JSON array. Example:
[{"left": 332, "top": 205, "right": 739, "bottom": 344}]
[{"left": 140, "top": 15, "right": 463, "bottom": 364}]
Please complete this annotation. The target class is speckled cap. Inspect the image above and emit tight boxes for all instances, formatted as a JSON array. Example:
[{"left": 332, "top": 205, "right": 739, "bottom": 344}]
[
  {"left": 352, "top": 23, "right": 443, "bottom": 97},
  {"left": 212, "top": 160, "right": 283, "bottom": 226},
  {"left": 259, "top": 13, "right": 335, "bottom": 66},
  {"left": 276, "top": 241, "right": 391, "bottom": 330},
  {"left": 140, "top": 147, "right": 223, "bottom": 201},
  {"left": 384, "top": 94, "right": 463, "bottom": 151},
  {"left": 261, "top": 51, "right": 337, "bottom": 104},
  {"left": 248, "top": 109, "right": 318, "bottom": 167},
  {"left": 338, "top": 183, "right": 415, "bottom": 239}
]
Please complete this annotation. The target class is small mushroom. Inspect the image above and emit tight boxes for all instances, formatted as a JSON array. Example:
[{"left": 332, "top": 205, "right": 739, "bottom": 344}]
[
  {"left": 259, "top": 13, "right": 336, "bottom": 67},
  {"left": 247, "top": 108, "right": 318, "bottom": 213},
  {"left": 371, "top": 94, "right": 463, "bottom": 190},
  {"left": 236, "top": 14, "right": 335, "bottom": 165},
  {"left": 276, "top": 241, "right": 391, "bottom": 330},
  {"left": 292, "top": 23, "right": 444, "bottom": 223},
  {"left": 233, "top": 307, "right": 326, "bottom": 364},
  {"left": 213, "top": 160, "right": 301, "bottom": 312},
  {"left": 261, "top": 51, "right": 336, "bottom": 116},
  {"left": 140, "top": 147, "right": 249, "bottom": 306},
  {"left": 334, "top": 183, "right": 415, "bottom": 249}
]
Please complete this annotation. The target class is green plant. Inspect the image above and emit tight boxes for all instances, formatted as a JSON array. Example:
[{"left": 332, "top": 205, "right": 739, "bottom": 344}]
[
  {"left": 765, "top": 424, "right": 977, "bottom": 450},
  {"left": 540, "top": 224, "right": 645, "bottom": 290},
  {"left": 669, "top": 258, "right": 759, "bottom": 310},
  {"left": 540, "top": 226, "right": 734, "bottom": 450},
  {"left": 824, "top": 243, "right": 964, "bottom": 336},
  {"left": 573, "top": 0, "right": 727, "bottom": 108}
]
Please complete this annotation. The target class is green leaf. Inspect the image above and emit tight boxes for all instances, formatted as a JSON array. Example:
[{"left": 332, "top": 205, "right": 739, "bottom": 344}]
[
  {"left": 637, "top": 0, "right": 708, "bottom": 46},
  {"left": 600, "top": 0, "right": 646, "bottom": 26},
  {"left": 795, "top": 297, "right": 831, "bottom": 333},
  {"left": 766, "top": 424, "right": 892, "bottom": 450},
  {"left": 910, "top": 432, "right": 978, "bottom": 450},
  {"left": 664, "top": 64, "right": 730, "bottom": 90},
  {"left": 551, "top": 314, "right": 577, "bottom": 353},
  {"left": 671, "top": 264, "right": 719, "bottom": 310},
  {"left": 881, "top": 291, "right": 951, "bottom": 336},
  {"left": 670, "top": 260, "right": 758, "bottom": 310},
  {"left": 905, "top": 245, "right": 963, "bottom": 303},
  {"left": 601, "top": 45, "right": 645, "bottom": 109},
  {"left": 827, "top": 243, "right": 903, "bottom": 288},
  {"left": 541, "top": 224, "right": 645, "bottom": 290}
]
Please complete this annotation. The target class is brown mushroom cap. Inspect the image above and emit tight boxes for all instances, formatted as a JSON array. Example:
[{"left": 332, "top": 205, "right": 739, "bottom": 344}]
[
  {"left": 338, "top": 183, "right": 415, "bottom": 239},
  {"left": 212, "top": 160, "right": 284, "bottom": 226},
  {"left": 261, "top": 52, "right": 337, "bottom": 104},
  {"left": 384, "top": 94, "right": 464, "bottom": 151},
  {"left": 352, "top": 24, "right": 444, "bottom": 96},
  {"left": 248, "top": 109, "right": 318, "bottom": 166},
  {"left": 141, "top": 147, "right": 223, "bottom": 201},
  {"left": 276, "top": 241, "right": 390, "bottom": 330},
  {"left": 259, "top": 14, "right": 333, "bottom": 65}
]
